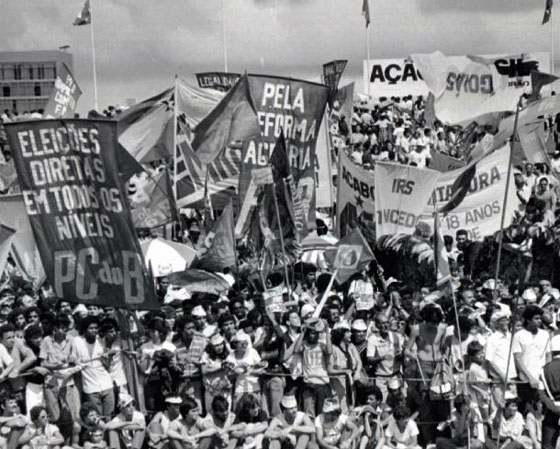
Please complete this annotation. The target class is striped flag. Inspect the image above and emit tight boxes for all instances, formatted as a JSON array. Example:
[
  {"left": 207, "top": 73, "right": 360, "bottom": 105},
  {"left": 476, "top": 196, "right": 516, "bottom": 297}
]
[
  {"left": 362, "top": 0, "right": 371, "bottom": 27},
  {"left": 73, "top": 0, "right": 91, "bottom": 26},
  {"left": 543, "top": 0, "right": 554, "bottom": 24}
]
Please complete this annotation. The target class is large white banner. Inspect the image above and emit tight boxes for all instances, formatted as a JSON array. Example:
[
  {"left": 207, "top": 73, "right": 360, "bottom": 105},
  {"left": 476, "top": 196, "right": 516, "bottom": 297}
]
[
  {"left": 315, "top": 118, "right": 333, "bottom": 208},
  {"left": 363, "top": 52, "right": 550, "bottom": 99},
  {"left": 423, "top": 146, "right": 519, "bottom": 241},
  {"left": 375, "top": 163, "right": 440, "bottom": 237}
]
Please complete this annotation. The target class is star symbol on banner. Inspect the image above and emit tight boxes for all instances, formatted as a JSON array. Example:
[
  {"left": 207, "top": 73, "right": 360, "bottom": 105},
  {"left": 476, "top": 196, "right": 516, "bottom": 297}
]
[
  {"left": 160, "top": 93, "right": 175, "bottom": 112},
  {"left": 355, "top": 195, "right": 364, "bottom": 209}
]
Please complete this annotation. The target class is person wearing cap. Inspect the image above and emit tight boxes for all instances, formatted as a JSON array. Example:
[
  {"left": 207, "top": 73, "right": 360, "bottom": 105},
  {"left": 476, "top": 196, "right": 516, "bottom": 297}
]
[
  {"left": 485, "top": 309, "right": 517, "bottom": 409},
  {"left": 538, "top": 334, "right": 560, "bottom": 449},
  {"left": 512, "top": 305, "right": 551, "bottom": 410},
  {"left": 367, "top": 313, "right": 404, "bottom": 400},
  {"left": 191, "top": 306, "right": 216, "bottom": 339},
  {"left": 330, "top": 320, "right": 362, "bottom": 411},
  {"left": 201, "top": 333, "right": 232, "bottom": 414},
  {"left": 264, "top": 394, "right": 315, "bottom": 449},
  {"left": 315, "top": 397, "right": 360, "bottom": 449},
  {"left": 292, "top": 318, "right": 333, "bottom": 418},
  {"left": 225, "top": 331, "right": 265, "bottom": 410},
  {"left": 105, "top": 393, "right": 146, "bottom": 449},
  {"left": 184, "top": 221, "right": 202, "bottom": 251},
  {"left": 147, "top": 396, "right": 182, "bottom": 449}
]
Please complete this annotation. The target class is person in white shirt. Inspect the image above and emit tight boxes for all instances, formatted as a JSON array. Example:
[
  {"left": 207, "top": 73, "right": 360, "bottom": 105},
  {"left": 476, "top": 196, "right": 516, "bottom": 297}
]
[
  {"left": 106, "top": 394, "right": 146, "bottom": 449},
  {"left": 70, "top": 316, "right": 115, "bottom": 420},
  {"left": 512, "top": 305, "right": 551, "bottom": 411}
]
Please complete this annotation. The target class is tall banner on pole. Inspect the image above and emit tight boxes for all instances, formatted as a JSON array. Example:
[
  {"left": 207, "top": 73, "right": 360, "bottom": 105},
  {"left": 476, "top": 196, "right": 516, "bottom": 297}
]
[
  {"left": 6, "top": 119, "right": 158, "bottom": 310},
  {"left": 423, "top": 146, "right": 519, "bottom": 241},
  {"left": 374, "top": 162, "right": 440, "bottom": 238},
  {"left": 241, "top": 75, "right": 330, "bottom": 229},
  {"left": 336, "top": 149, "right": 375, "bottom": 242},
  {"left": 43, "top": 63, "right": 82, "bottom": 118}
]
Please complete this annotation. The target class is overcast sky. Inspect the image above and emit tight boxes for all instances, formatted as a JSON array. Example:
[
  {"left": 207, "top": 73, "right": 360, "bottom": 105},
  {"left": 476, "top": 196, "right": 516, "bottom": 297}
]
[{"left": 1, "top": 0, "right": 554, "bottom": 113}]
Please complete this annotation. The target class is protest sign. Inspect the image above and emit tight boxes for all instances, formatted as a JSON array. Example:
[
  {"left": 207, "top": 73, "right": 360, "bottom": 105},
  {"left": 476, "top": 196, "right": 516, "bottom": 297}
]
[
  {"left": 375, "top": 162, "right": 440, "bottom": 238},
  {"left": 323, "top": 60, "right": 347, "bottom": 89},
  {"left": 6, "top": 119, "right": 159, "bottom": 309},
  {"left": 430, "top": 152, "right": 465, "bottom": 172},
  {"left": 240, "top": 75, "right": 330, "bottom": 229},
  {"left": 264, "top": 286, "right": 285, "bottom": 313},
  {"left": 43, "top": 63, "right": 82, "bottom": 118},
  {"left": 336, "top": 149, "right": 376, "bottom": 241},
  {"left": 196, "top": 72, "right": 241, "bottom": 91},
  {"left": 424, "top": 146, "right": 518, "bottom": 241}
]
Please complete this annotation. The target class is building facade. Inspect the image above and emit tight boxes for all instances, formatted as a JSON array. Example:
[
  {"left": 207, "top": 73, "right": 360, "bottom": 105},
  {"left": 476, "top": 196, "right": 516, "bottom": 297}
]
[{"left": 0, "top": 50, "right": 73, "bottom": 114}]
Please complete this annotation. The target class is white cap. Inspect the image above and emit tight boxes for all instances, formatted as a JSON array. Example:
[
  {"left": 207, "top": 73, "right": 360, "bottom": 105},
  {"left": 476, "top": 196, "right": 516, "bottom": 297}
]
[
  {"left": 281, "top": 395, "right": 297, "bottom": 408},
  {"left": 523, "top": 288, "right": 537, "bottom": 303},
  {"left": 352, "top": 319, "right": 368, "bottom": 331},
  {"left": 191, "top": 305, "right": 207, "bottom": 317},
  {"left": 301, "top": 304, "right": 316, "bottom": 318},
  {"left": 333, "top": 320, "right": 351, "bottom": 331},
  {"left": 482, "top": 279, "right": 496, "bottom": 290}
]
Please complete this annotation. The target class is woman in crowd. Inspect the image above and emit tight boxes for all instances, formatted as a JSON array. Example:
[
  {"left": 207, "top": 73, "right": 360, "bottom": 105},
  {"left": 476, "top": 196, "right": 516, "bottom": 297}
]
[{"left": 18, "top": 406, "right": 64, "bottom": 449}]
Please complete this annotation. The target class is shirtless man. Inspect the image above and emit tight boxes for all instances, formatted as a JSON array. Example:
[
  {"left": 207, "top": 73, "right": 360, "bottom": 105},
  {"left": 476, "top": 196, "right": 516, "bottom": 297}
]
[{"left": 403, "top": 303, "right": 450, "bottom": 446}]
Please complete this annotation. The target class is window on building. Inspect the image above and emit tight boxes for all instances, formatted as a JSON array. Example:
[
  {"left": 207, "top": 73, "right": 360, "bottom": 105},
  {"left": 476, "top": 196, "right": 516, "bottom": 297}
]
[
  {"left": 14, "top": 65, "right": 22, "bottom": 80},
  {"left": 2, "top": 86, "right": 10, "bottom": 97},
  {"left": 1, "top": 65, "right": 14, "bottom": 80},
  {"left": 38, "top": 65, "right": 45, "bottom": 80},
  {"left": 34, "top": 83, "right": 41, "bottom": 97}
]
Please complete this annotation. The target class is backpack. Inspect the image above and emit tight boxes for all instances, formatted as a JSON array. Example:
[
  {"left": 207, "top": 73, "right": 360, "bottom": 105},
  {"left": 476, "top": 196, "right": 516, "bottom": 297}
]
[{"left": 429, "top": 357, "right": 456, "bottom": 401}]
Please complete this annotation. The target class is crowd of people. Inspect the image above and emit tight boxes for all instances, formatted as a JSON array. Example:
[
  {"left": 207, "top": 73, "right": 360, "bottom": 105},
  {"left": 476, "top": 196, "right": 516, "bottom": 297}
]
[{"left": 0, "top": 91, "right": 559, "bottom": 449}]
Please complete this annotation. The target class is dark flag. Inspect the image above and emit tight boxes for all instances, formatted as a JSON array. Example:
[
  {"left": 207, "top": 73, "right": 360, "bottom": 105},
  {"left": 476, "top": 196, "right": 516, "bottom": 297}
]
[
  {"left": 198, "top": 200, "right": 236, "bottom": 272},
  {"left": 543, "top": 0, "right": 554, "bottom": 24},
  {"left": 529, "top": 70, "right": 559, "bottom": 103}
]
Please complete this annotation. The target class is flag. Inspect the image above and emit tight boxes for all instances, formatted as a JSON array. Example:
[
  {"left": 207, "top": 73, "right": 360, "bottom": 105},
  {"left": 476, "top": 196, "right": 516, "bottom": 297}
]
[
  {"left": 433, "top": 212, "right": 452, "bottom": 289},
  {"left": 129, "top": 167, "right": 176, "bottom": 229},
  {"left": 528, "top": 70, "right": 558, "bottom": 102},
  {"left": 362, "top": 0, "right": 371, "bottom": 27},
  {"left": 324, "top": 227, "right": 375, "bottom": 284},
  {"left": 543, "top": 0, "right": 553, "bottom": 24},
  {"left": 270, "top": 132, "right": 308, "bottom": 240},
  {"left": 0, "top": 224, "right": 15, "bottom": 279},
  {"left": 174, "top": 118, "right": 241, "bottom": 209},
  {"left": 197, "top": 201, "right": 236, "bottom": 272},
  {"left": 73, "top": 0, "right": 91, "bottom": 25},
  {"left": 43, "top": 63, "right": 82, "bottom": 118},
  {"left": 192, "top": 73, "right": 261, "bottom": 164}
]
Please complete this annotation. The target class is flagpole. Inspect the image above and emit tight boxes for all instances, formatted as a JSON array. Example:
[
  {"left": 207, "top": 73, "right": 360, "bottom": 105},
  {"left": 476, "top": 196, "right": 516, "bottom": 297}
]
[
  {"left": 551, "top": 11, "right": 555, "bottom": 79},
  {"left": 222, "top": 0, "right": 228, "bottom": 72},
  {"left": 271, "top": 184, "right": 292, "bottom": 300},
  {"left": 89, "top": 0, "right": 98, "bottom": 111},
  {"left": 493, "top": 95, "right": 523, "bottom": 297},
  {"left": 365, "top": 22, "right": 371, "bottom": 99},
  {"left": 173, "top": 75, "right": 178, "bottom": 202}
]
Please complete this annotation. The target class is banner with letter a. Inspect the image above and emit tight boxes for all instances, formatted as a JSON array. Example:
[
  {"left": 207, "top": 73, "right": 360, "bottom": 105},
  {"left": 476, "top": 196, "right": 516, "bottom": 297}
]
[
  {"left": 336, "top": 149, "right": 376, "bottom": 242},
  {"left": 5, "top": 119, "right": 159, "bottom": 310},
  {"left": 423, "top": 145, "right": 519, "bottom": 241},
  {"left": 240, "top": 75, "right": 330, "bottom": 230},
  {"left": 375, "top": 162, "right": 440, "bottom": 238}
]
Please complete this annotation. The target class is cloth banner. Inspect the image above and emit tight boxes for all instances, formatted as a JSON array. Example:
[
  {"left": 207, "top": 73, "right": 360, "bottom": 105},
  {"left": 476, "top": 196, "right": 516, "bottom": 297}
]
[
  {"left": 375, "top": 162, "right": 441, "bottom": 238},
  {"left": 336, "top": 149, "right": 376, "bottom": 242},
  {"left": 240, "top": 75, "right": 330, "bottom": 230},
  {"left": 410, "top": 52, "right": 544, "bottom": 124},
  {"left": 0, "top": 195, "right": 45, "bottom": 285},
  {"left": 323, "top": 60, "right": 348, "bottom": 89},
  {"left": 423, "top": 146, "right": 518, "bottom": 241},
  {"left": 6, "top": 119, "right": 159, "bottom": 310},
  {"left": 43, "top": 63, "right": 82, "bottom": 118},
  {"left": 196, "top": 72, "right": 241, "bottom": 92},
  {"left": 430, "top": 152, "right": 465, "bottom": 172},
  {"left": 129, "top": 168, "right": 175, "bottom": 229},
  {"left": 314, "top": 118, "right": 333, "bottom": 208},
  {"left": 0, "top": 225, "right": 15, "bottom": 280}
]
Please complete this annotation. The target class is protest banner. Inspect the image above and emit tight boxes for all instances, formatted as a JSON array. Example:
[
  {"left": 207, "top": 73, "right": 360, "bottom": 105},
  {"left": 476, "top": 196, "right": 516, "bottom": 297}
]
[
  {"left": 363, "top": 52, "right": 550, "bottom": 99},
  {"left": 6, "top": 119, "right": 159, "bottom": 310},
  {"left": 424, "top": 146, "right": 519, "bottom": 241},
  {"left": 336, "top": 149, "right": 375, "bottom": 241},
  {"left": 129, "top": 168, "right": 175, "bottom": 229},
  {"left": 375, "top": 162, "right": 440, "bottom": 238},
  {"left": 323, "top": 60, "right": 348, "bottom": 89},
  {"left": 430, "top": 152, "right": 465, "bottom": 172},
  {"left": 240, "top": 75, "right": 330, "bottom": 229},
  {"left": 43, "top": 63, "right": 82, "bottom": 119},
  {"left": 196, "top": 72, "right": 241, "bottom": 91}
]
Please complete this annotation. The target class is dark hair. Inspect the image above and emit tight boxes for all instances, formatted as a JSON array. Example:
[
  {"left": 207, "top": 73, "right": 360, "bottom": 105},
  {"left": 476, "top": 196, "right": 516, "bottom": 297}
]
[
  {"left": 212, "top": 395, "right": 230, "bottom": 413},
  {"left": 24, "top": 324, "right": 42, "bottom": 342},
  {"left": 393, "top": 404, "right": 411, "bottom": 420},
  {"left": 218, "top": 314, "right": 235, "bottom": 328},
  {"left": 0, "top": 324, "right": 15, "bottom": 340},
  {"left": 147, "top": 318, "right": 168, "bottom": 338},
  {"left": 420, "top": 304, "right": 443, "bottom": 324},
  {"left": 80, "top": 402, "right": 100, "bottom": 421},
  {"left": 24, "top": 306, "right": 40, "bottom": 320},
  {"left": 456, "top": 229, "right": 468, "bottom": 238},
  {"left": 331, "top": 328, "right": 350, "bottom": 346},
  {"left": 357, "top": 384, "right": 383, "bottom": 405},
  {"left": 30, "top": 405, "right": 47, "bottom": 422},
  {"left": 523, "top": 305, "right": 544, "bottom": 324},
  {"left": 454, "top": 394, "right": 469, "bottom": 411},
  {"left": 79, "top": 316, "right": 100, "bottom": 335},
  {"left": 467, "top": 340, "right": 484, "bottom": 357},
  {"left": 238, "top": 393, "right": 261, "bottom": 421},
  {"left": 53, "top": 314, "right": 71, "bottom": 330},
  {"left": 99, "top": 318, "right": 118, "bottom": 335},
  {"left": 175, "top": 316, "right": 196, "bottom": 333},
  {"left": 179, "top": 397, "right": 198, "bottom": 418}
]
